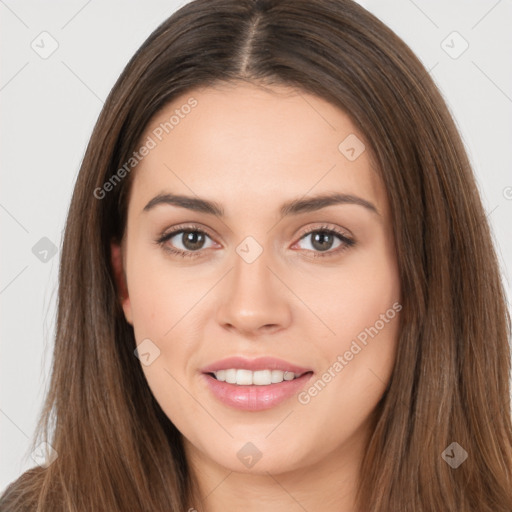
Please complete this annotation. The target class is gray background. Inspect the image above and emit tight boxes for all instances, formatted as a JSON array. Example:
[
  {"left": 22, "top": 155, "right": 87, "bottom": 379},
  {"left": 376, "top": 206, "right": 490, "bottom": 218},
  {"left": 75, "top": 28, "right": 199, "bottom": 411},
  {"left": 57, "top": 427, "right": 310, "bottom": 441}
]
[{"left": 1, "top": 0, "right": 511, "bottom": 492}]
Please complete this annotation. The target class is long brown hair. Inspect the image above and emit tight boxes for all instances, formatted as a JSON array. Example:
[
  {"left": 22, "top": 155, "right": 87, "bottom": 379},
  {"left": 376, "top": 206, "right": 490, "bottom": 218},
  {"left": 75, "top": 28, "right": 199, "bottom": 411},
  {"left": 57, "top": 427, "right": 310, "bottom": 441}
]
[{"left": 2, "top": 0, "right": 511, "bottom": 510}]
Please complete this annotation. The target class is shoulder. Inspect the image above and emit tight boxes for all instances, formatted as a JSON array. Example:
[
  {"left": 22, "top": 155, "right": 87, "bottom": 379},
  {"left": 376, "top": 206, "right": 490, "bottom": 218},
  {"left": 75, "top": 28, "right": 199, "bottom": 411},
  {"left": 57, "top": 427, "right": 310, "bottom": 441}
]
[{"left": 0, "top": 467, "right": 44, "bottom": 511}]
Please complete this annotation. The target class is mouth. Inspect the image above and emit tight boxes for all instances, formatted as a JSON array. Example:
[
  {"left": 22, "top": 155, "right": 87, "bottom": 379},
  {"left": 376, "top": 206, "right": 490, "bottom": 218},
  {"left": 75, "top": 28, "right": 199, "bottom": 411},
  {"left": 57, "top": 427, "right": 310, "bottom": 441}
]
[
  {"left": 200, "top": 356, "right": 314, "bottom": 411},
  {"left": 207, "top": 369, "right": 311, "bottom": 385}
]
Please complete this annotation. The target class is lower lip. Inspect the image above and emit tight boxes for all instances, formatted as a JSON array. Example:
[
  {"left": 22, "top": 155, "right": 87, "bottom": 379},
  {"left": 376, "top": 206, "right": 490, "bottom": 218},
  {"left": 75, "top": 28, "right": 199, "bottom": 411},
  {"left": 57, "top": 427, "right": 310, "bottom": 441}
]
[{"left": 202, "top": 372, "right": 314, "bottom": 411}]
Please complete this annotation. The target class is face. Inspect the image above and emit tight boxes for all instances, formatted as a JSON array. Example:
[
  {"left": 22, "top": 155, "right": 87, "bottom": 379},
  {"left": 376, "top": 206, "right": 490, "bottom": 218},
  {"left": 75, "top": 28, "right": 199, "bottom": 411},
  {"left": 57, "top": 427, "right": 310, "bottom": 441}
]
[{"left": 112, "top": 82, "right": 401, "bottom": 478}]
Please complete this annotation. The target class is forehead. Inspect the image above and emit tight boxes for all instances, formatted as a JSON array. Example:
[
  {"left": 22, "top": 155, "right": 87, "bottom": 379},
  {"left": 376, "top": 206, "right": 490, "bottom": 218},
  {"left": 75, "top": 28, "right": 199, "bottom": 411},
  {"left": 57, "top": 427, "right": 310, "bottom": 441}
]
[{"left": 129, "top": 82, "right": 387, "bottom": 219}]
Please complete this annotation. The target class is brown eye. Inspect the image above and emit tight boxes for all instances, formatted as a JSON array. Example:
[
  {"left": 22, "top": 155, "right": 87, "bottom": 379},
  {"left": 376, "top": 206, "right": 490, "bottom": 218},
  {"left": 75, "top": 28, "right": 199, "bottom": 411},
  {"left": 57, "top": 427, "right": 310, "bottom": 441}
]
[
  {"left": 294, "top": 226, "right": 355, "bottom": 257},
  {"left": 306, "top": 230, "right": 338, "bottom": 252},
  {"left": 176, "top": 230, "right": 208, "bottom": 251},
  {"left": 156, "top": 225, "right": 216, "bottom": 258}
]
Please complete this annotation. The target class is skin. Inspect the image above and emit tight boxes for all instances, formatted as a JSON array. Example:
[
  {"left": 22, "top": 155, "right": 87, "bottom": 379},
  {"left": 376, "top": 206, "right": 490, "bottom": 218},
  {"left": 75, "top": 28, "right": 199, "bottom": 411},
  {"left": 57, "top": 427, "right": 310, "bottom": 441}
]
[{"left": 111, "top": 81, "right": 401, "bottom": 512}]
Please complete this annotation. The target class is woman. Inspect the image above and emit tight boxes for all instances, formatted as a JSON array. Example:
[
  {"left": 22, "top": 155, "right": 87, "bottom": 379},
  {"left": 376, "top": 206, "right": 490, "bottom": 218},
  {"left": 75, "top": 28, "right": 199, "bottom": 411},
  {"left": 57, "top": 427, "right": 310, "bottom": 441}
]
[{"left": 2, "top": 0, "right": 511, "bottom": 510}]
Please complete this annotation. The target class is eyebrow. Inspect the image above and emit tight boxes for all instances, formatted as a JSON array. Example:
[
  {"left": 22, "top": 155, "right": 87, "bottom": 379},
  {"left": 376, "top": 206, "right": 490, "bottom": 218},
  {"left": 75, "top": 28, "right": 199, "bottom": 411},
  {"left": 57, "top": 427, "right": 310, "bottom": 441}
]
[{"left": 142, "top": 192, "right": 380, "bottom": 217}]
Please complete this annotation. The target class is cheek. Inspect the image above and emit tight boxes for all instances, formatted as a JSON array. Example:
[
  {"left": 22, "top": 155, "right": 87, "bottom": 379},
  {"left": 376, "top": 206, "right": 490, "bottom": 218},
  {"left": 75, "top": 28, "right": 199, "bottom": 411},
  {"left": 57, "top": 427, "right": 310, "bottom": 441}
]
[
  {"left": 125, "top": 246, "right": 201, "bottom": 402},
  {"left": 126, "top": 259, "right": 200, "bottom": 426},
  {"left": 291, "top": 287, "right": 400, "bottom": 467},
  {"left": 298, "top": 237, "right": 400, "bottom": 414},
  {"left": 308, "top": 231, "right": 400, "bottom": 351},
  {"left": 126, "top": 243, "right": 196, "bottom": 338}
]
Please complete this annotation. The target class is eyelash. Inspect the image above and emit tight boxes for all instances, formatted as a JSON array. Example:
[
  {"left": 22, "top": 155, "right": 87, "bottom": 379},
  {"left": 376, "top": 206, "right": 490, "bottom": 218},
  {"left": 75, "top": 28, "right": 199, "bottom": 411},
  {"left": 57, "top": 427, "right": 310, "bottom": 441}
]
[{"left": 155, "top": 223, "right": 356, "bottom": 259}]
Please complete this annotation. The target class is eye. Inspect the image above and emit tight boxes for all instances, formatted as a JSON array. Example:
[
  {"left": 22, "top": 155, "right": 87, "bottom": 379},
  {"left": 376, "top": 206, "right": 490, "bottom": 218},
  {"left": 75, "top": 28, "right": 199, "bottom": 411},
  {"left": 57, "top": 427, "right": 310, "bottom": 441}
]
[
  {"left": 155, "top": 223, "right": 355, "bottom": 259},
  {"left": 155, "top": 224, "right": 216, "bottom": 258},
  {"left": 293, "top": 225, "right": 355, "bottom": 258}
]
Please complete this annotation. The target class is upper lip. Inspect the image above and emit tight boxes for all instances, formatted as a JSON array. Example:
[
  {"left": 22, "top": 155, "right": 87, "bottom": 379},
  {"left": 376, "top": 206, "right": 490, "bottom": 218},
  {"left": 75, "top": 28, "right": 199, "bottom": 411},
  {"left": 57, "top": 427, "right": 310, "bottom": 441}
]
[{"left": 201, "top": 356, "right": 313, "bottom": 375}]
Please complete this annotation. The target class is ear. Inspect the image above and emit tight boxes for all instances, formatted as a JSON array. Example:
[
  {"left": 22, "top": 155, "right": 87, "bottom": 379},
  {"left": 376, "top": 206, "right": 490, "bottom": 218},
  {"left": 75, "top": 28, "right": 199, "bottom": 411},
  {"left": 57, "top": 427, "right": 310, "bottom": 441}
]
[{"left": 110, "top": 241, "right": 133, "bottom": 325}]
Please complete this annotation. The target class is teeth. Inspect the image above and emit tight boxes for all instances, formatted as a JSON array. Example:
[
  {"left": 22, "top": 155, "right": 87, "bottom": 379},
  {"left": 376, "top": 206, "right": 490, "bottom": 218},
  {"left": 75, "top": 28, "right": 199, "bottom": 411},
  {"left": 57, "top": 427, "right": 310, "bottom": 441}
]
[{"left": 213, "top": 369, "right": 302, "bottom": 385}]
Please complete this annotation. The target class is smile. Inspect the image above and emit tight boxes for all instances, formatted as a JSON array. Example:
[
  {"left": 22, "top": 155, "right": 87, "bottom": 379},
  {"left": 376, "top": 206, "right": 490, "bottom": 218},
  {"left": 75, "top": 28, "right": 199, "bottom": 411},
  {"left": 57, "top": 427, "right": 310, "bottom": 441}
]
[{"left": 211, "top": 369, "right": 306, "bottom": 385}]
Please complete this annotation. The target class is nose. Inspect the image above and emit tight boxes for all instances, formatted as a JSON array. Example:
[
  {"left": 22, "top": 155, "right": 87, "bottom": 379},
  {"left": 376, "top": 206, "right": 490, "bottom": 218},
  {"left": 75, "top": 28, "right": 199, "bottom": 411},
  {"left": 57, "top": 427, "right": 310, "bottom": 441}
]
[{"left": 216, "top": 246, "right": 292, "bottom": 336}]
